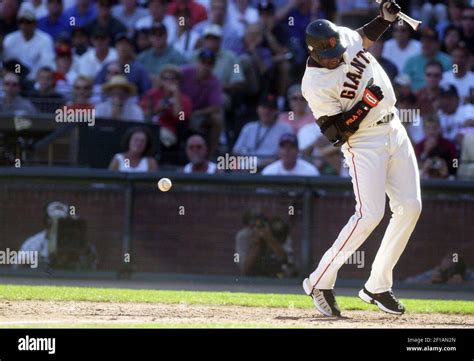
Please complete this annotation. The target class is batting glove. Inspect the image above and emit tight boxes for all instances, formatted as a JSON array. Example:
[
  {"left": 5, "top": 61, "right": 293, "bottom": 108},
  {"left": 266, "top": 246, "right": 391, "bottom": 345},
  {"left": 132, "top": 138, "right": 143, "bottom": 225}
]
[
  {"left": 362, "top": 84, "right": 384, "bottom": 108},
  {"left": 380, "top": 0, "right": 401, "bottom": 23}
]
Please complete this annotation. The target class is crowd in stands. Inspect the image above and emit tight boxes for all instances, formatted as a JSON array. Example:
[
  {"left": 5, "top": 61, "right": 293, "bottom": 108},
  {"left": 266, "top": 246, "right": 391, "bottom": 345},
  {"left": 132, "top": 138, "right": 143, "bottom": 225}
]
[{"left": 0, "top": 0, "right": 473, "bottom": 179}]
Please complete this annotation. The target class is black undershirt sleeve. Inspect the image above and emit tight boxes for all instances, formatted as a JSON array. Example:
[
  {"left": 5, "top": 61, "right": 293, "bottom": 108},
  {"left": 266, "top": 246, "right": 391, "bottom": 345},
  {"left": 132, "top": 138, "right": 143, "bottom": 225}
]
[{"left": 362, "top": 16, "right": 393, "bottom": 42}]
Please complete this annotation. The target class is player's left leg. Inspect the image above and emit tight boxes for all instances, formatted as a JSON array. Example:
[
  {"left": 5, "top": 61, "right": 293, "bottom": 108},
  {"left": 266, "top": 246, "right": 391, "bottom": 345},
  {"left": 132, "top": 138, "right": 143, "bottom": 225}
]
[{"left": 362, "top": 119, "right": 422, "bottom": 314}]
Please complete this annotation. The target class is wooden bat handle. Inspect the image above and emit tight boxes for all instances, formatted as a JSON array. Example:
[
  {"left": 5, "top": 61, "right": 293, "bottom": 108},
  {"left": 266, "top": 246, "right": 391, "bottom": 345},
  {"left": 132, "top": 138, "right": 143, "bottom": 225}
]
[{"left": 397, "top": 11, "right": 422, "bottom": 31}]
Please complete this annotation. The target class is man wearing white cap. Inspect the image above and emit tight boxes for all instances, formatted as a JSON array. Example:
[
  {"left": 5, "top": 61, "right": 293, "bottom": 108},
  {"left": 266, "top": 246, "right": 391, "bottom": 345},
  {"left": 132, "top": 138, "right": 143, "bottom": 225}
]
[
  {"left": 194, "top": 24, "right": 245, "bottom": 93},
  {"left": 2, "top": 2, "right": 55, "bottom": 80}
]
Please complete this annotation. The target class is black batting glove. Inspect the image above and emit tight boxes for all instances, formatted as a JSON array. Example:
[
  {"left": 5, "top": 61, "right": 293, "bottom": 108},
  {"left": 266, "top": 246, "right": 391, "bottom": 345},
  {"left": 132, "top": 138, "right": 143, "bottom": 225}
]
[{"left": 380, "top": 0, "right": 401, "bottom": 22}]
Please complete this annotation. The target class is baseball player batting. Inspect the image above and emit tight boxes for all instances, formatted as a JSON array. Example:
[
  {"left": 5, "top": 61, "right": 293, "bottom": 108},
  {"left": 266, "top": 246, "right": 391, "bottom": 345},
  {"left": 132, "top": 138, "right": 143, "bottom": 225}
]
[{"left": 301, "top": 0, "right": 422, "bottom": 317}]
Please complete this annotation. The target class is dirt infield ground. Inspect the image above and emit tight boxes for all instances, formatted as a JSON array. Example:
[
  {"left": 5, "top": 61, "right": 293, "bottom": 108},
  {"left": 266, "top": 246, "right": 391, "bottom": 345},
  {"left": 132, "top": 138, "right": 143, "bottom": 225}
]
[{"left": 1, "top": 300, "right": 473, "bottom": 328}]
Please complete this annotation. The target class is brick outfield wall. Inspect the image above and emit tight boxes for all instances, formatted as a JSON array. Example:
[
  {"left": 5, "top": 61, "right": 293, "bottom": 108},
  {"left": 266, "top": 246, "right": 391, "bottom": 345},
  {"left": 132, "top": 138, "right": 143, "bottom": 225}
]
[{"left": 0, "top": 182, "right": 472, "bottom": 280}]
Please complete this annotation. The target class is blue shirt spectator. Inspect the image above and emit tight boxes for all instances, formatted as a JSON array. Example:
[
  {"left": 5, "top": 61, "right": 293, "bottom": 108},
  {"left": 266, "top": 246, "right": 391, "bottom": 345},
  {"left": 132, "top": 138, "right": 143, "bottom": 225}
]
[
  {"left": 37, "top": 0, "right": 71, "bottom": 41},
  {"left": 64, "top": 0, "right": 97, "bottom": 27}
]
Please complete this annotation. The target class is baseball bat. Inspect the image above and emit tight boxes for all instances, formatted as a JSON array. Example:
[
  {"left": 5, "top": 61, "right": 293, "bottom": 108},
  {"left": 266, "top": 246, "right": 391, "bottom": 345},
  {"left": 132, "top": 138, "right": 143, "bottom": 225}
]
[{"left": 375, "top": 0, "right": 422, "bottom": 31}]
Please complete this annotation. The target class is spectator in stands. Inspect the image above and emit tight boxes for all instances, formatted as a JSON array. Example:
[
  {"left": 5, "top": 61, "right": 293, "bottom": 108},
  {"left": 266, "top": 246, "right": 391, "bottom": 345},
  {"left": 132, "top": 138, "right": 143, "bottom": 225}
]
[
  {"left": 233, "top": 94, "right": 292, "bottom": 167},
  {"left": 297, "top": 121, "right": 347, "bottom": 176},
  {"left": 438, "top": 85, "right": 474, "bottom": 146},
  {"left": 277, "top": 84, "right": 314, "bottom": 133},
  {"left": 415, "top": 114, "right": 457, "bottom": 179},
  {"left": 262, "top": 133, "right": 319, "bottom": 176},
  {"left": 96, "top": 75, "right": 145, "bottom": 121},
  {"left": 30, "top": 0, "right": 49, "bottom": 18},
  {"left": 85, "top": 0, "right": 127, "bottom": 43},
  {"left": 71, "top": 26, "right": 90, "bottom": 56},
  {"left": 29, "top": 66, "right": 65, "bottom": 113},
  {"left": 227, "top": 0, "right": 259, "bottom": 38},
  {"left": 257, "top": 0, "right": 291, "bottom": 107},
  {"left": 64, "top": 0, "right": 97, "bottom": 27},
  {"left": 237, "top": 23, "right": 273, "bottom": 100},
  {"left": 193, "top": 0, "right": 242, "bottom": 53},
  {"left": 458, "top": 133, "right": 474, "bottom": 179},
  {"left": 66, "top": 75, "right": 95, "bottom": 110},
  {"left": 0, "top": 0, "right": 20, "bottom": 35},
  {"left": 403, "top": 27, "right": 452, "bottom": 92},
  {"left": 37, "top": 0, "right": 70, "bottom": 41},
  {"left": 168, "top": 0, "right": 208, "bottom": 28},
  {"left": 420, "top": 0, "right": 448, "bottom": 27},
  {"left": 460, "top": 6, "right": 474, "bottom": 54},
  {"left": 436, "top": 0, "right": 466, "bottom": 40},
  {"left": 109, "top": 126, "right": 158, "bottom": 172},
  {"left": 1, "top": 59, "right": 34, "bottom": 94},
  {"left": 382, "top": 22, "right": 421, "bottom": 75},
  {"left": 174, "top": 6, "right": 200, "bottom": 60},
  {"left": 440, "top": 25, "right": 462, "bottom": 55},
  {"left": 182, "top": 134, "right": 218, "bottom": 173},
  {"left": 274, "top": 0, "right": 314, "bottom": 69},
  {"left": 111, "top": 0, "right": 148, "bottom": 31},
  {"left": 396, "top": 88, "right": 424, "bottom": 145},
  {"left": 180, "top": 49, "right": 224, "bottom": 155},
  {"left": 235, "top": 210, "right": 295, "bottom": 277},
  {"left": 394, "top": 73, "right": 414, "bottom": 102},
  {"left": 441, "top": 44, "right": 473, "bottom": 105},
  {"left": 415, "top": 61, "right": 444, "bottom": 117},
  {"left": 53, "top": 43, "right": 78, "bottom": 97},
  {"left": 95, "top": 33, "right": 152, "bottom": 96},
  {"left": 134, "top": 27, "right": 151, "bottom": 53},
  {"left": 0, "top": 72, "right": 37, "bottom": 114},
  {"left": 77, "top": 28, "right": 118, "bottom": 78},
  {"left": 135, "top": 0, "right": 178, "bottom": 45},
  {"left": 140, "top": 64, "right": 192, "bottom": 147},
  {"left": 196, "top": 24, "right": 245, "bottom": 96},
  {"left": 368, "top": 39, "right": 398, "bottom": 80},
  {"left": 137, "top": 22, "right": 187, "bottom": 76},
  {"left": 2, "top": 2, "right": 55, "bottom": 81}
]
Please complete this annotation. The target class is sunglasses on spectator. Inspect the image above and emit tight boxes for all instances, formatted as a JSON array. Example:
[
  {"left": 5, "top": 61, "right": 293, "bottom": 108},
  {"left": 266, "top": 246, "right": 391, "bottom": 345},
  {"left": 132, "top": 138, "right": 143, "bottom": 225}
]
[
  {"left": 107, "top": 70, "right": 121, "bottom": 75},
  {"left": 19, "top": 19, "right": 35, "bottom": 24},
  {"left": 426, "top": 72, "right": 441, "bottom": 78},
  {"left": 4, "top": 81, "right": 20, "bottom": 86},
  {"left": 151, "top": 31, "right": 166, "bottom": 37}
]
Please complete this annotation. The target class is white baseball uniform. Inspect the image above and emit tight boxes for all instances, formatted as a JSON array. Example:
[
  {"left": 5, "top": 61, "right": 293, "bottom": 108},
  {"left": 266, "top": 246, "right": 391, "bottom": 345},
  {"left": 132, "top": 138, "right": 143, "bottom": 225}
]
[{"left": 301, "top": 26, "right": 422, "bottom": 294}]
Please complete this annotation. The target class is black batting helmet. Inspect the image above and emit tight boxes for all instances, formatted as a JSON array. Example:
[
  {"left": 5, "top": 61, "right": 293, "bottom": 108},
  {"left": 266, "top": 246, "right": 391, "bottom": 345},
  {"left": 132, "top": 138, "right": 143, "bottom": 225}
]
[{"left": 305, "top": 19, "right": 346, "bottom": 60}]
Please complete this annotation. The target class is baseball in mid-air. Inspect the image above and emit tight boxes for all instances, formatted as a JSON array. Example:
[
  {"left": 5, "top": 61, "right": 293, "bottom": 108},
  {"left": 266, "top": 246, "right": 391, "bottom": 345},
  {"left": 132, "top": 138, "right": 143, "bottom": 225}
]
[{"left": 157, "top": 178, "right": 172, "bottom": 192}]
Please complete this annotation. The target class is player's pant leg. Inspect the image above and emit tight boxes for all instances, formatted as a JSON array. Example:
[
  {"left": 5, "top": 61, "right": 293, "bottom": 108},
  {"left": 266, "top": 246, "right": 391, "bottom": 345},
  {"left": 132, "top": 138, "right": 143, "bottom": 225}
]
[
  {"left": 365, "top": 121, "right": 422, "bottom": 294},
  {"left": 309, "top": 134, "right": 389, "bottom": 290}
]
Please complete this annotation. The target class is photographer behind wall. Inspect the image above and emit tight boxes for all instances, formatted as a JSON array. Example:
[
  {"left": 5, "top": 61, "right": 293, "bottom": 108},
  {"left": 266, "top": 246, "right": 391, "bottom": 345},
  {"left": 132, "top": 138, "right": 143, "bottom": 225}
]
[
  {"left": 18, "top": 201, "right": 97, "bottom": 270},
  {"left": 235, "top": 210, "right": 296, "bottom": 278}
]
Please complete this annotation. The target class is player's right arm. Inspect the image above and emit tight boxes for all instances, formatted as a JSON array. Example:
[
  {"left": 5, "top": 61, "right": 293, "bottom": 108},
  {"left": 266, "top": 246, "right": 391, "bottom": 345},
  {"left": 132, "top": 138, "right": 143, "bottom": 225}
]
[{"left": 315, "top": 82, "right": 385, "bottom": 146}]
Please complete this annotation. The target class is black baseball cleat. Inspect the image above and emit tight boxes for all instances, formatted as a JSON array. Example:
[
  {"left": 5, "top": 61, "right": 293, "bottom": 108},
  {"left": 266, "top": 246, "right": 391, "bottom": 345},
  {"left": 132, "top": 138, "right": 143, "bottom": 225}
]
[
  {"left": 358, "top": 288, "right": 405, "bottom": 315},
  {"left": 303, "top": 278, "right": 341, "bottom": 317}
]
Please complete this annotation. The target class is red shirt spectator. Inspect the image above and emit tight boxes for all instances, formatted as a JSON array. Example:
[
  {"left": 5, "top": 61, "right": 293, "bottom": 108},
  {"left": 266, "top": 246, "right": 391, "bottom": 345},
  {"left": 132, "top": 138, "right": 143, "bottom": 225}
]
[
  {"left": 415, "top": 114, "right": 458, "bottom": 178},
  {"left": 167, "top": 0, "right": 207, "bottom": 28},
  {"left": 140, "top": 65, "right": 192, "bottom": 137}
]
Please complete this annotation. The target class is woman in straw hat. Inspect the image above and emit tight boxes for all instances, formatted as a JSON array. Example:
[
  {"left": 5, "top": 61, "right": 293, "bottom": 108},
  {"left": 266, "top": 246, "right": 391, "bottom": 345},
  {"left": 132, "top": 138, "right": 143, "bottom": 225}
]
[{"left": 96, "top": 75, "right": 145, "bottom": 121}]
